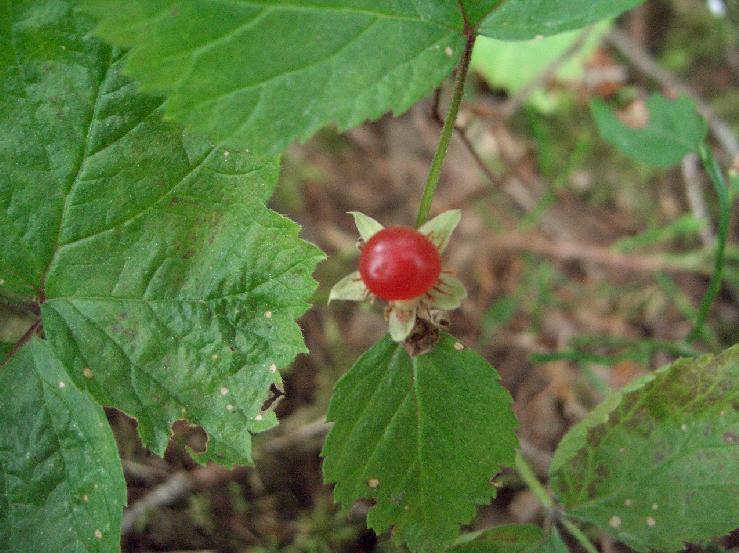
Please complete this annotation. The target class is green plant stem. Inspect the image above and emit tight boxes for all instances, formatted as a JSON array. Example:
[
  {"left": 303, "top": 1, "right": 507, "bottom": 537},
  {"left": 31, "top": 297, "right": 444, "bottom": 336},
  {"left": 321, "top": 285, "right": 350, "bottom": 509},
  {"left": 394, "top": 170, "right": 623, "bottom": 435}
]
[
  {"left": 561, "top": 518, "right": 600, "bottom": 553},
  {"left": 415, "top": 31, "right": 476, "bottom": 227},
  {"left": 515, "top": 451, "right": 601, "bottom": 553},
  {"left": 514, "top": 449, "right": 553, "bottom": 509},
  {"left": 687, "top": 142, "right": 730, "bottom": 342}
]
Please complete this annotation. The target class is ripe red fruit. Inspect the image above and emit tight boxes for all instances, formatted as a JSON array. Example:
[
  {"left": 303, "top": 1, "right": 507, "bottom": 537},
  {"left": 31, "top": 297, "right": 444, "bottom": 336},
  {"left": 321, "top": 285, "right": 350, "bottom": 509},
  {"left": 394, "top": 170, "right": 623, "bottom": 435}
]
[{"left": 359, "top": 226, "right": 441, "bottom": 300}]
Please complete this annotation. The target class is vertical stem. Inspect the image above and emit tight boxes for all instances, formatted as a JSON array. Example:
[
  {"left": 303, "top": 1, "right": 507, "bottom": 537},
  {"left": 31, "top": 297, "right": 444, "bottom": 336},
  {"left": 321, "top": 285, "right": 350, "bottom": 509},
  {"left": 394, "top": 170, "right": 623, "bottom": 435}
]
[
  {"left": 687, "top": 142, "right": 729, "bottom": 342},
  {"left": 515, "top": 451, "right": 602, "bottom": 553},
  {"left": 514, "top": 450, "right": 553, "bottom": 508},
  {"left": 415, "top": 31, "right": 476, "bottom": 227}
]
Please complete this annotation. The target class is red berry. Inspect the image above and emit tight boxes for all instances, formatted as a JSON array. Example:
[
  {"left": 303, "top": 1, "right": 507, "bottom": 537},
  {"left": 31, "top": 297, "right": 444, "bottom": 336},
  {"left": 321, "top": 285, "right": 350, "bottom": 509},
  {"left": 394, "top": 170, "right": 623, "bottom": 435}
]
[{"left": 359, "top": 226, "right": 441, "bottom": 300}]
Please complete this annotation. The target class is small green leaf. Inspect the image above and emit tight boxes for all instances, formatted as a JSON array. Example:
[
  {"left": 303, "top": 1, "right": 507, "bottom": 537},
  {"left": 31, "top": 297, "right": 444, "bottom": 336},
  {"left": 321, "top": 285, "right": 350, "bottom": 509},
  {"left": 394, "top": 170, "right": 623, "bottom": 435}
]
[
  {"left": 387, "top": 300, "right": 418, "bottom": 342},
  {"left": 479, "top": 0, "right": 644, "bottom": 40},
  {"left": 329, "top": 271, "right": 368, "bottom": 303},
  {"left": 322, "top": 335, "right": 518, "bottom": 551},
  {"left": 350, "top": 211, "right": 384, "bottom": 242},
  {"left": 427, "top": 273, "right": 467, "bottom": 311},
  {"left": 550, "top": 346, "right": 739, "bottom": 552},
  {"left": 0, "top": 339, "right": 126, "bottom": 553},
  {"left": 448, "top": 524, "right": 546, "bottom": 553},
  {"left": 590, "top": 94, "right": 707, "bottom": 168},
  {"left": 77, "top": 0, "right": 484, "bottom": 156},
  {"left": 1, "top": 0, "right": 324, "bottom": 465},
  {"left": 418, "top": 209, "right": 461, "bottom": 253}
]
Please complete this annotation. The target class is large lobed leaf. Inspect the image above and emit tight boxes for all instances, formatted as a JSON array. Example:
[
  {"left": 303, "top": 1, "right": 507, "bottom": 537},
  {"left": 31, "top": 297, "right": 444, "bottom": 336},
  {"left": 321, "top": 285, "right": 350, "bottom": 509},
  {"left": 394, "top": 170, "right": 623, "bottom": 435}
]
[
  {"left": 76, "top": 0, "right": 497, "bottom": 156},
  {"left": 590, "top": 94, "right": 707, "bottom": 168},
  {"left": 1, "top": 0, "right": 324, "bottom": 465},
  {"left": 0, "top": 339, "right": 126, "bottom": 553},
  {"left": 322, "top": 335, "right": 518, "bottom": 552},
  {"left": 478, "top": 0, "right": 645, "bottom": 40},
  {"left": 550, "top": 345, "right": 739, "bottom": 552}
]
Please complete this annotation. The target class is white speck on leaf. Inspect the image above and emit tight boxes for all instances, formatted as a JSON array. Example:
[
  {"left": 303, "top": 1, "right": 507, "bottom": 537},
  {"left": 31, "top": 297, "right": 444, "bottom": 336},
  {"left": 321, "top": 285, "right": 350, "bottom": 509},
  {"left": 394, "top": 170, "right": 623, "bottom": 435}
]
[
  {"left": 652, "top": 503, "right": 658, "bottom": 510},
  {"left": 226, "top": 404, "right": 234, "bottom": 411},
  {"left": 681, "top": 423, "right": 688, "bottom": 431},
  {"left": 444, "top": 46, "right": 453, "bottom": 56},
  {"left": 220, "top": 387, "right": 229, "bottom": 396},
  {"left": 624, "top": 499, "right": 632, "bottom": 507},
  {"left": 646, "top": 516, "right": 656, "bottom": 527},
  {"left": 609, "top": 516, "right": 622, "bottom": 528},
  {"left": 0, "top": 279, "right": 4, "bottom": 285},
  {"left": 83, "top": 494, "right": 89, "bottom": 502},
  {"left": 269, "top": 363, "right": 277, "bottom": 373},
  {"left": 94, "top": 530, "right": 102, "bottom": 539},
  {"left": 83, "top": 367, "right": 93, "bottom": 379},
  {"left": 453, "top": 342, "right": 464, "bottom": 351},
  {"left": 367, "top": 478, "right": 379, "bottom": 489},
  {"left": 265, "top": 310, "right": 273, "bottom": 318},
  {"left": 212, "top": 353, "right": 219, "bottom": 360},
  {"left": 93, "top": 483, "right": 98, "bottom": 489},
  {"left": 223, "top": 150, "right": 230, "bottom": 157},
  {"left": 255, "top": 414, "right": 263, "bottom": 421},
  {"left": 58, "top": 381, "right": 65, "bottom": 389}
]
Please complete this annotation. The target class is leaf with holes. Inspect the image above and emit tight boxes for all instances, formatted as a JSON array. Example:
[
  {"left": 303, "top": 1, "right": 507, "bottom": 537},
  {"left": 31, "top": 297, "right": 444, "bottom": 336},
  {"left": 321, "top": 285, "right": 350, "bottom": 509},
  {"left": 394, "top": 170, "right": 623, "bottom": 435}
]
[
  {"left": 550, "top": 345, "right": 739, "bottom": 552},
  {"left": 479, "top": 0, "right": 645, "bottom": 40},
  {"left": 0, "top": 0, "right": 324, "bottom": 465},
  {"left": 322, "top": 335, "right": 518, "bottom": 552},
  {"left": 590, "top": 94, "right": 707, "bottom": 168},
  {"left": 77, "top": 0, "right": 498, "bottom": 156},
  {"left": 0, "top": 338, "right": 126, "bottom": 553}
]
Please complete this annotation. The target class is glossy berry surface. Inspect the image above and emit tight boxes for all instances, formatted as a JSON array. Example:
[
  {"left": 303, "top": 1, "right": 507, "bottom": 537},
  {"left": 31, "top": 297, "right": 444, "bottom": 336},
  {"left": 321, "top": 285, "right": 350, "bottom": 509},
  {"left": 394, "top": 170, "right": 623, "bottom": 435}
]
[{"left": 359, "top": 226, "right": 441, "bottom": 300}]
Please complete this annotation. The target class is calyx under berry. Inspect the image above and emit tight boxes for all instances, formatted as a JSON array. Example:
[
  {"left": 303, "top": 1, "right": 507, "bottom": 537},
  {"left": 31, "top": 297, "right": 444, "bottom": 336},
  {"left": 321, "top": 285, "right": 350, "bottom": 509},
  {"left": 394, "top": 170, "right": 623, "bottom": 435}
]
[{"left": 328, "top": 210, "right": 467, "bottom": 346}]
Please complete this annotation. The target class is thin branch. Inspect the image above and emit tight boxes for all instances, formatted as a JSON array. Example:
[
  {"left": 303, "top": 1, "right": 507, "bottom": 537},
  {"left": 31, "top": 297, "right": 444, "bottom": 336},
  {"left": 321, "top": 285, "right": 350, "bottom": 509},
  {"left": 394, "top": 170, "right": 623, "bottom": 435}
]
[{"left": 606, "top": 28, "right": 739, "bottom": 158}]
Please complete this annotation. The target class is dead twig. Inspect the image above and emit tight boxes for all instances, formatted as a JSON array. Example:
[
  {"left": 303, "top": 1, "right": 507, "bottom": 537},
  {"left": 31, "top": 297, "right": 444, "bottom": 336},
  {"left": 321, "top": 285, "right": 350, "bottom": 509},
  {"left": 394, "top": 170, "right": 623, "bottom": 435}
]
[{"left": 489, "top": 232, "right": 716, "bottom": 275}]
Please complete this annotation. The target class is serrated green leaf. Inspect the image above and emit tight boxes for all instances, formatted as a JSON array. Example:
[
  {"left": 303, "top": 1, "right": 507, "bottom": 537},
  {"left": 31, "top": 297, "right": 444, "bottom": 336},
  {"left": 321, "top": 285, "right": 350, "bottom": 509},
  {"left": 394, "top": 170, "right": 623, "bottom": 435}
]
[
  {"left": 0, "top": 338, "right": 126, "bottom": 553},
  {"left": 479, "top": 0, "right": 644, "bottom": 40},
  {"left": 550, "top": 346, "right": 739, "bottom": 552},
  {"left": 1, "top": 0, "right": 324, "bottom": 465},
  {"left": 590, "top": 94, "right": 707, "bottom": 168},
  {"left": 75, "top": 0, "right": 493, "bottom": 156},
  {"left": 472, "top": 24, "right": 608, "bottom": 113},
  {"left": 322, "top": 335, "right": 518, "bottom": 552}
]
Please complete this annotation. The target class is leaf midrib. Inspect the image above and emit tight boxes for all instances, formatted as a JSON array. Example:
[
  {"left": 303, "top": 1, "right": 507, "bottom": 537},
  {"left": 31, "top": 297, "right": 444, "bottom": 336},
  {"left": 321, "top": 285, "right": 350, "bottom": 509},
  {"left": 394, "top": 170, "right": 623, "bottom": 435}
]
[{"left": 38, "top": 47, "right": 115, "bottom": 296}]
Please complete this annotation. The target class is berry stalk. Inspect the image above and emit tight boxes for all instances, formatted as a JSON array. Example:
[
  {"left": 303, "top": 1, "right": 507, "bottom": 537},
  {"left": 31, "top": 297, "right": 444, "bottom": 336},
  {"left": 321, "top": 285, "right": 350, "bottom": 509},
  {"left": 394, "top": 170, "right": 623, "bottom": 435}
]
[{"left": 415, "top": 28, "right": 476, "bottom": 228}]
